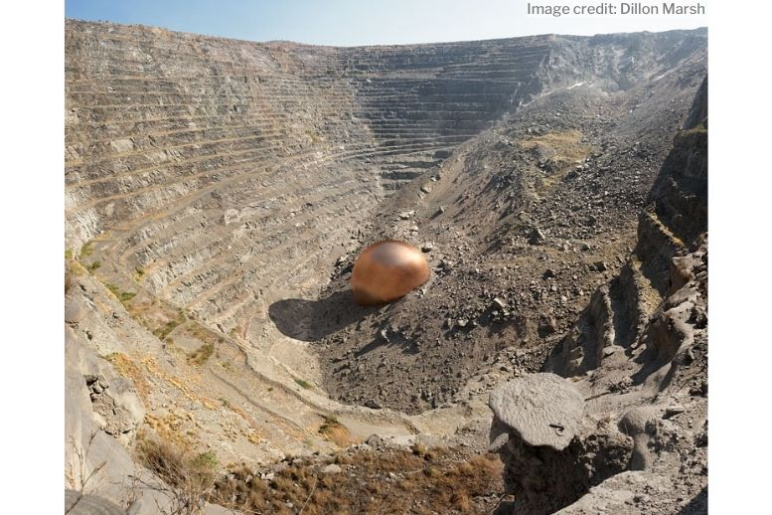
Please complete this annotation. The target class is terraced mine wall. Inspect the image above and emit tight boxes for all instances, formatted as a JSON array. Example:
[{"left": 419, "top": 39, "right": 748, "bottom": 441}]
[
  {"left": 65, "top": 21, "right": 556, "bottom": 335},
  {"left": 65, "top": 20, "right": 705, "bottom": 344}
]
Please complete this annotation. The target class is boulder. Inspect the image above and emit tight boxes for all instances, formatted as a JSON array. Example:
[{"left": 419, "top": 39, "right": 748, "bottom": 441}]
[
  {"left": 528, "top": 227, "right": 546, "bottom": 245},
  {"left": 489, "top": 373, "right": 584, "bottom": 450}
]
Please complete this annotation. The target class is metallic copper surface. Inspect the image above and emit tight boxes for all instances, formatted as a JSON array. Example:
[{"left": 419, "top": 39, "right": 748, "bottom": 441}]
[{"left": 351, "top": 240, "right": 430, "bottom": 306}]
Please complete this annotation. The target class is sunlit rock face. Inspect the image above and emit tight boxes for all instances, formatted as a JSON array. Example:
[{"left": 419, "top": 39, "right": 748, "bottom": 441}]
[{"left": 351, "top": 240, "right": 430, "bottom": 306}]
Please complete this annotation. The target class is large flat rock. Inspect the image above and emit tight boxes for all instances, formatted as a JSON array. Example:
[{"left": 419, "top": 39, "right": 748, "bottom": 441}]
[{"left": 489, "top": 373, "right": 585, "bottom": 450}]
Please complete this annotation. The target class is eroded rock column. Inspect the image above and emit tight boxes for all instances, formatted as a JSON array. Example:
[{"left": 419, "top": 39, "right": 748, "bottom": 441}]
[{"left": 489, "top": 373, "right": 633, "bottom": 514}]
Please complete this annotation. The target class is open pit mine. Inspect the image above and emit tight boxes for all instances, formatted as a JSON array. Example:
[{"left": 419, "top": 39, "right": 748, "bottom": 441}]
[{"left": 65, "top": 20, "right": 707, "bottom": 514}]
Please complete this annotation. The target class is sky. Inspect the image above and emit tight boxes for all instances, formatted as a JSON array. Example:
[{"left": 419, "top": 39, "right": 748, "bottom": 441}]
[{"left": 65, "top": 0, "right": 708, "bottom": 46}]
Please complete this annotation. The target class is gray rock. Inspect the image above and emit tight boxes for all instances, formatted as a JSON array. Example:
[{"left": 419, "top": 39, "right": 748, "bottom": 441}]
[
  {"left": 528, "top": 227, "right": 546, "bottom": 245},
  {"left": 664, "top": 405, "right": 685, "bottom": 418},
  {"left": 322, "top": 464, "right": 343, "bottom": 474},
  {"left": 365, "top": 399, "right": 382, "bottom": 409},
  {"left": 365, "top": 434, "right": 384, "bottom": 449},
  {"left": 65, "top": 490, "right": 127, "bottom": 515},
  {"left": 489, "top": 373, "right": 584, "bottom": 450},
  {"left": 538, "top": 315, "right": 558, "bottom": 336},
  {"left": 65, "top": 298, "right": 86, "bottom": 324},
  {"left": 90, "top": 374, "right": 146, "bottom": 442},
  {"left": 634, "top": 493, "right": 652, "bottom": 504},
  {"left": 619, "top": 407, "right": 660, "bottom": 470}
]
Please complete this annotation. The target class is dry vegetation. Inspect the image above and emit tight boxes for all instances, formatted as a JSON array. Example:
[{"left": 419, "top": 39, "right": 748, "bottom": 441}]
[
  {"left": 187, "top": 342, "right": 215, "bottom": 367},
  {"left": 135, "top": 433, "right": 219, "bottom": 514},
  {"left": 521, "top": 129, "right": 593, "bottom": 193},
  {"left": 183, "top": 322, "right": 223, "bottom": 366},
  {"left": 65, "top": 253, "right": 87, "bottom": 294},
  {"left": 317, "top": 415, "right": 351, "bottom": 448},
  {"left": 211, "top": 447, "right": 505, "bottom": 514},
  {"left": 104, "top": 352, "right": 151, "bottom": 403},
  {"left": 647, "top": 211, "right": 685, "bottom": 248}
]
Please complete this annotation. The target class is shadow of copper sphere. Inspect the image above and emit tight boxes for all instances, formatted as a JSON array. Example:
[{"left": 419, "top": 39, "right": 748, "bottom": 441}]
[
  {"left": 351, "top": 240, "right": 430, "bottom": 306},
  {"left": 268, "top": 290, "right": 378, "bottom": 342}
]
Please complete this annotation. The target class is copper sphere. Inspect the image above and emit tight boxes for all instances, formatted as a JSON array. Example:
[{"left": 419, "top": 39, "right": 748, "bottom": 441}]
[{"left": 351, "top": 240, "right": 430, "bottom": 306}]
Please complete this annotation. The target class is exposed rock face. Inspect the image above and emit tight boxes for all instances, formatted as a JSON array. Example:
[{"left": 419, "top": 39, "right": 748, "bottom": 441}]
[
  {"left": 79, "top": 353, "right": 145, "bottom": 445},
  {"left": 494, "top": 77, "right": 708, "bottom": 514},
  {"left": 65, "top": 326, "right": 140, "bottom": 511},
  {"left": 545, "top": 78, "right": 707, "bottom": 379},
  {"left": 65, "top": 322, "right": 234, "bottom": 515}
]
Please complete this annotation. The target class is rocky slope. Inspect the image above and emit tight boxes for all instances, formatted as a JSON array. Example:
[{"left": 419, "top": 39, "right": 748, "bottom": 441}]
[
  {"left": 313, "top": 37, "right": 706, "bottom": 413},
  {"left": 490, "top": 77, "right": 707, "bottom": 514},
  {"left": 64, "top": 20, "right": 706, "bottom": 514}
]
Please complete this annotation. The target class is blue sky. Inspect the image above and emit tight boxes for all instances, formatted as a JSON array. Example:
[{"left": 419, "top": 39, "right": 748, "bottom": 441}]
[{"left": 65, "top": 0, "right": 708, "bottom": 46}]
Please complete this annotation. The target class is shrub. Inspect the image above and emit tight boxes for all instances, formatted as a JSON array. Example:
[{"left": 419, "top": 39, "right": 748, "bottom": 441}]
[
  {"left": 412, "top": 441, "right": 430, "bottom": 458},
  {"left": 187, "top": 343, "right": 214, "bottom": 366},
  {"left": 191, "top": 451, "right": 218, "bottom": 470},
  {"left": 79, "top": 241, "right": 94, "bottom": 260},
  {"left": 135, "top": 436, "right": 217, "bottom": 514},
  {"left": 295, "top": 378, "right": 312, "bottom": 389},
  {"left": 150, "top": 309, "right": 187, "bottom": 342},
  {"left": 319, "top": 415, "right": 351, "bottom": 447}
]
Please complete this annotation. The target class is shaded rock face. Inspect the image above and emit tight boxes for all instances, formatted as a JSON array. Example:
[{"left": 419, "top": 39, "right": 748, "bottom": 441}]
[
  {"left": 545, "top": 78, "right": 707, "bottom": 379},
  {"left": 491, "top": 418, "right": 633, "bottom": 515},
  {"left": 493, "top": 77, "right": 708, "bottom": 513}
]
